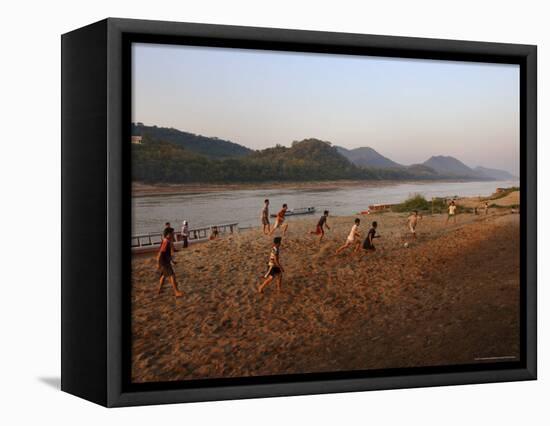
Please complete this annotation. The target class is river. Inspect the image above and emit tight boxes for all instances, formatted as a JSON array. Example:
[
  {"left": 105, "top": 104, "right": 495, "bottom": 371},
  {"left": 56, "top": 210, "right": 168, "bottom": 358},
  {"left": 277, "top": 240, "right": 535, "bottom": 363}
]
[{"left": 131, "top": 180, "right": 518, "bottom": 235}]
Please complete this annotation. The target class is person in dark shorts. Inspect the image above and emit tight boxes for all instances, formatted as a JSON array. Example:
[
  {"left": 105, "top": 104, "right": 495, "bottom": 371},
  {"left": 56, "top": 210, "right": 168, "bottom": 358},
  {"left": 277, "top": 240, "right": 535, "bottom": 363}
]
[
  {"left": 180, "top": 220, "right": 189, "bottom": 248},
  {"left": 157, "top": 228, "right": 184, "bottom": 298},
  {"left": 309, "top": 210, "right": 330, "bottom": 242},
  {"left": 258, "top": 237, "right": 284, "bottom": 294},
  {"left": 261, "top": 199, "right": 271, "bottom": 235},
  {"left": 360, "top": 221, "right": 379, "bottom": 252}
]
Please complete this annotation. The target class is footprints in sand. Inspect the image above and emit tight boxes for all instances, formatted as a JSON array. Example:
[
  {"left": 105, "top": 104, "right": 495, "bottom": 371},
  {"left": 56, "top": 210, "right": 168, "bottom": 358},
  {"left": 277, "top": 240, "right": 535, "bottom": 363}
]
[{"left": 131, "top": 212, "right": 520, "bottom": 382}]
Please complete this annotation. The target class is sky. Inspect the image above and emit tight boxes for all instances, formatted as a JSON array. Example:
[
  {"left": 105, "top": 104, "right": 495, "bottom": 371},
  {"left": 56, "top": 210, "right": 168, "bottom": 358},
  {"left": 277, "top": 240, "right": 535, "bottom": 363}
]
[{"left": 132, "top": 43, "right": 520, "bottom": 175}]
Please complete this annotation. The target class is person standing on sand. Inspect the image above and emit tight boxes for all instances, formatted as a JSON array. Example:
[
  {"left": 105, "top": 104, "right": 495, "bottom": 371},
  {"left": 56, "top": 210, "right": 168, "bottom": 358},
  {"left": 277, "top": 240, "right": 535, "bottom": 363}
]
[
  {"left": 164, "top": 222, "right": 176, "bottom": 255},
  {"left": 261, "top": 199, "right": 270, "bottom": 234},
  {"left": 446, "top": 200, "right": 457, "bottom": 224},
  {"left": 164, "top": 222, "right": 174, "bottom": 234},
  {"left": 335, "top": 218, "right": 361, "bottom": 254},
  {"left": 157, "top": 228, "right": 184, "bottom": 298},
  {"left": 258, "top": 237, "right": 284, "bottom": 294},
  {"left": 407, "top": 210, "right": 422, "bottom": 239},
  {"left": 360, "top": 221, "right": 380, "bottom": 252},
  {"left": 270, "top": 204, "right": 289, "bottom": 235},
  {"left": 484, "top": 201, "right": 489, "bottom": 215},
  {"left": 309, "top": 210, "right": 330, "bottom": 242},
  {"left": 180, "top": 220, "right": 189, "bottom": 248}
]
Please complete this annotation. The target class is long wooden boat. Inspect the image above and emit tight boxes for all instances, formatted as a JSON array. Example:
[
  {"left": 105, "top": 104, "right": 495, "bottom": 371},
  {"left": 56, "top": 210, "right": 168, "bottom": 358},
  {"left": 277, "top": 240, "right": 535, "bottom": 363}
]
[{"left": 270, "top": 207, "right": 316, "bottom": 217}]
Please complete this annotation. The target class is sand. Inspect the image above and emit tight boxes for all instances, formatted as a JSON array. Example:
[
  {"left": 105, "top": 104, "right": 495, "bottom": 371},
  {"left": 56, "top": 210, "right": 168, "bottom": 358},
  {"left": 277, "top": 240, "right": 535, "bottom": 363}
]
[
  {"left": 131, "top": 202, "right": 520, "bottom": 383},
  {"left": 457, "top": 190, "right": 520, "bottom": 208}
]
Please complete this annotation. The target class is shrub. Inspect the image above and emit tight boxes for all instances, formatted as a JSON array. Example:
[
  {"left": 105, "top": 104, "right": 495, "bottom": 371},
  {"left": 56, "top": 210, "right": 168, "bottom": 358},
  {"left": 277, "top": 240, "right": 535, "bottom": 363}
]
[
  {"left": 490, "top": 187, "right": 519, "bottom": 200},
  {"left": 392, "top": 194, "right": 429, "bottom": 212},
  {"left": 392, "top": 194, "right": 451, "bottom": 214}
]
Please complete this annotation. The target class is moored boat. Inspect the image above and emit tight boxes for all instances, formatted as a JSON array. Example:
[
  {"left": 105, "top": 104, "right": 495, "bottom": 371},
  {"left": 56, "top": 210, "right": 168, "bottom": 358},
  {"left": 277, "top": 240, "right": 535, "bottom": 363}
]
[{"left": 270, "top": 206, "right": 316, "bottom": 217}]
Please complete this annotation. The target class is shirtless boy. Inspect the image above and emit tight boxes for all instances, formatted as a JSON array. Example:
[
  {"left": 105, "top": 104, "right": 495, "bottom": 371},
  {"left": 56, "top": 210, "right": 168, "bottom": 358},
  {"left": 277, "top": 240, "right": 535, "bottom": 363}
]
[
  {"left": 270, "top": 204, "right": 289, "bottom": 235},
  {"left": 261, "top": 199, "right": 270, "bottom": 234},
  {"left": 407, "top": 210, "right": 422, "bottom": 238},
  {"left": 310, "top": 210, "right": 330, "bottom": 242}
]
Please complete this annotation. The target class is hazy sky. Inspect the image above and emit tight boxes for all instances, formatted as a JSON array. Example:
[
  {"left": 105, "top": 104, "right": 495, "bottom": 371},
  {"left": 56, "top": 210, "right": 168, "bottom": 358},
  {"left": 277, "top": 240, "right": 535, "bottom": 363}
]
[{"left": 132, "top": 43, "right": 520, "bottom": 175}]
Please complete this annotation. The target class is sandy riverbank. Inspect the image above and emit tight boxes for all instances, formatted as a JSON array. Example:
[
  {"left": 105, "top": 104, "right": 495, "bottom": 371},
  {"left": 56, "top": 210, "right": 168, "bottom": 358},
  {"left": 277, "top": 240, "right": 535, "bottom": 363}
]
[{"left": 131, "top": 202, "right": 520, "bottom": 383}]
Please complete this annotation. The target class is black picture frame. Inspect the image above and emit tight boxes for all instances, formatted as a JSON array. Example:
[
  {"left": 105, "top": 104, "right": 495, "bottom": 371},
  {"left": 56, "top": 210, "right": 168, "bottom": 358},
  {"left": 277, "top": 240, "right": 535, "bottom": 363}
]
[{"left": 61, "top": 18, "right": 537, "bottom": 407}]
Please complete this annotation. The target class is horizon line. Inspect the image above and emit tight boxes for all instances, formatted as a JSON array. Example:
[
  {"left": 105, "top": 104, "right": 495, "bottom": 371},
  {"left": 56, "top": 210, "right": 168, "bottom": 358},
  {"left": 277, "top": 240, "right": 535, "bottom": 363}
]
[{"left": 132, "top": 121, "right": 518, "bottom": 176}]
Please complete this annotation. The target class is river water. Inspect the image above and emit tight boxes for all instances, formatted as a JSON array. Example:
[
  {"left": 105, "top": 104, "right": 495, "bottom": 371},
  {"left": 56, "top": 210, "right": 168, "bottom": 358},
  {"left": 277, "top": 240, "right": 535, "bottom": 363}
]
[{"left": 131, "top": 180, "right": 518, "bottom": 235}]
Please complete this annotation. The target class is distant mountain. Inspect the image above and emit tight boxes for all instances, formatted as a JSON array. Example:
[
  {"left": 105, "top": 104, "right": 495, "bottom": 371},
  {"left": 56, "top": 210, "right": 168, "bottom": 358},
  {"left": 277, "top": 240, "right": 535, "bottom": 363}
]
[
  {"left": 132, "top": 123, "right": 253, "bottom": 159},
  {"left": 474, "top": 166, "right": 517, "bottom": 181},
  {"left": 131, "top": 124, "right": 509, "bottom": 184},
  {"left": 247, "top": 139, "right": 377, "bottom": 181},
  {"left": 336, "top": 146, "right": 404, "bottom": 169},
  {"left": 422, "top": 156, "right": 483, "bottom": 178},
  {"left": 132, "top": 137, "right": 381, "bottom": 183},
  {"left": 406, "top": 164, "right": 441, "bottom": 178}
]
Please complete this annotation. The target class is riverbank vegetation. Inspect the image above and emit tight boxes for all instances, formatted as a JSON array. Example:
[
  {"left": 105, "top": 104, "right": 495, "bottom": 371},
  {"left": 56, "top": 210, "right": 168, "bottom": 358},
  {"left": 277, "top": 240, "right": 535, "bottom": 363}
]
[{"left": 392, "top": 194, "right": 448, "bottom": 213}]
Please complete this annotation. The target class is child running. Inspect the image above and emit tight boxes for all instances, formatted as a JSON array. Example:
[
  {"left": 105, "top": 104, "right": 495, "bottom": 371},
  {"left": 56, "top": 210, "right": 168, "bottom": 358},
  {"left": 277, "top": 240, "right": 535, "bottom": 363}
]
[
  {"left": 261, "top": 199, "right": 270, "bottom": 234},
  {"left": 361, "top": 221, "right": 380, "bottom": 252},
  {"left": 258, "top": 237, "right": 284, "bottom": 294},
  {"left": 335, "top": 218, "right": 361, "bottom": 254},
  {"left": 157, "top": 228, "right": 184, "bottom": 298},
  {"left": 407, "top": 210, "right": 422, "bottom": 239},
  {"left": 309, "top": 210, "right": 330, "bottom": 242},
  {"left": 446, "top": 200, "right": 457, "bottom": 224},
  {"left": 270, "top": 204, "right": 289, "bottom": 235}
]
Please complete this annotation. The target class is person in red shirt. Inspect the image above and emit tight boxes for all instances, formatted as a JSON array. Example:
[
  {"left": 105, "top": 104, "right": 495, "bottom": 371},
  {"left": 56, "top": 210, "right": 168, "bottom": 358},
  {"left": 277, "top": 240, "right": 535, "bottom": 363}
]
[{"left": 156, "top": 228, "right": 184, "bottom": 298}]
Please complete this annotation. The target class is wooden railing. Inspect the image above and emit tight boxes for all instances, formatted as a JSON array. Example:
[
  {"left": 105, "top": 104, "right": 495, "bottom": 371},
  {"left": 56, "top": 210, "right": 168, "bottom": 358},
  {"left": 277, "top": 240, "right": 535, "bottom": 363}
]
[{"left": 131, "top": 222, "right": 239, "bottom": 249}]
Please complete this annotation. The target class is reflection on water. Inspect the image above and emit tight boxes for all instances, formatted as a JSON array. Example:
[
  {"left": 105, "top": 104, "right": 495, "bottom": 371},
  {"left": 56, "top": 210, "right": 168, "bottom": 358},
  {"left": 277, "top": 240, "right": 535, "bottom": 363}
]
[{"left": 131, "top": 180, "right": 518, "bottom": 235}]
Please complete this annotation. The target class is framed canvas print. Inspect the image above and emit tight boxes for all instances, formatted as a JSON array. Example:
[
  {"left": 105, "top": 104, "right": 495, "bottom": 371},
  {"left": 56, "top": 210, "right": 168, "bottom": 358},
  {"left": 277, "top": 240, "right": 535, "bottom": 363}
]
[{"left": 61, "top": 18, "right": 537, "bottom": 407}]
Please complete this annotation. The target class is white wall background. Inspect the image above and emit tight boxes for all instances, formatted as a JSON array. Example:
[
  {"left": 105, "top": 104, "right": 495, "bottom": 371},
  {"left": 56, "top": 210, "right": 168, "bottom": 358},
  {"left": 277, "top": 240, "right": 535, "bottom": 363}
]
[{"left": 0, "top": 0, "right": 546, "bottom": 423}]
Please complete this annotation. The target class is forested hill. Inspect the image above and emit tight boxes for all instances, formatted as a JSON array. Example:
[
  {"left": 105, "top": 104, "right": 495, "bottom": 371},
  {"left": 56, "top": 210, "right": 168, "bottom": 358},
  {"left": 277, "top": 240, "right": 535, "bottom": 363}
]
[
  {"left": 336, "top": 146, "right": 404, "bottom": 169},
  {"left": 132, "top": 123, "right": 252, "bottom": 159},
  {"left": 131, "top": 130, "right": 504, "bottom": 184},
  {"left": 131, "top": 136, "right": 435, "bottom": 183},
  {"left": 423, "top": 155, "right": 482, "bottom": 178},
  {"left": 246, "top": 139, "right": 369, "bottom": 181}
]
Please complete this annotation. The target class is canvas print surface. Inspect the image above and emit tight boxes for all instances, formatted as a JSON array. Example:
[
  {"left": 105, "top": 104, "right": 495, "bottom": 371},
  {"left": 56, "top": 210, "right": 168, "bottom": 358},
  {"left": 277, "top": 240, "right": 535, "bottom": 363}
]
[{"left": 130, "top": 43, "right": 520, "bottom": 384}]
